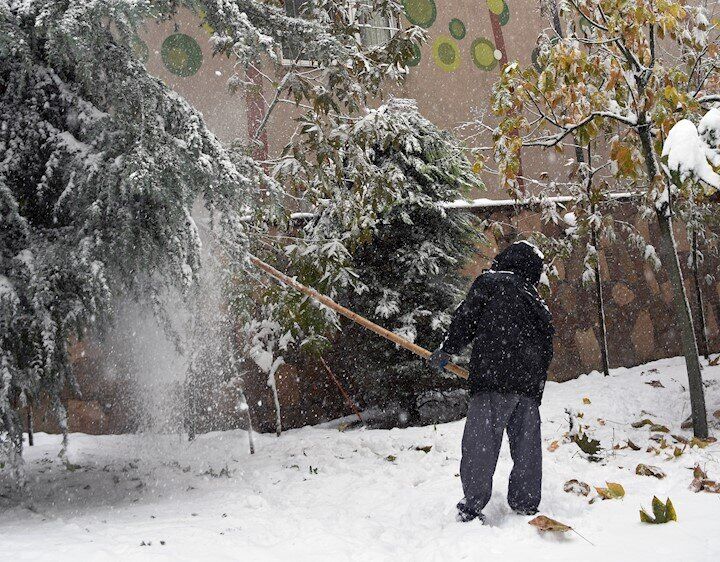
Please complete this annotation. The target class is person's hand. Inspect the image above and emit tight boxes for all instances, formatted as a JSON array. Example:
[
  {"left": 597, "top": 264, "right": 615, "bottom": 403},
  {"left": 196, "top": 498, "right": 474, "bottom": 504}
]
[{"left": 427, "top": 349, "right": 451, "bottom": 373}]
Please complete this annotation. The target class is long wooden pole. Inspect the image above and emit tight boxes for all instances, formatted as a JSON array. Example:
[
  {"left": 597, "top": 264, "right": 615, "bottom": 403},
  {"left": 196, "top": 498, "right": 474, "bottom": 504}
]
[{"left": 248, "top": 255, "right": 469, "bottom": 380}]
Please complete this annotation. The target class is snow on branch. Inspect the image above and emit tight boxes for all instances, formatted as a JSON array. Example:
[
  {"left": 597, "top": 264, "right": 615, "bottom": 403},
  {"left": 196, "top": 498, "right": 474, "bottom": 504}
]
[{"left": 662, "top": 115, "right": 720, "bottom": 192}]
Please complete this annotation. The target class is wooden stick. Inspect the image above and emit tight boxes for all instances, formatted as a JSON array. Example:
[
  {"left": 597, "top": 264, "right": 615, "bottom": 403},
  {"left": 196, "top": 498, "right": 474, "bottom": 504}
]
[
  {"left": 248, "top": 255, "right": 469, "bottom": 380},
  {"left": 320, "top": 357, "right": 364, "bottom": 423}
]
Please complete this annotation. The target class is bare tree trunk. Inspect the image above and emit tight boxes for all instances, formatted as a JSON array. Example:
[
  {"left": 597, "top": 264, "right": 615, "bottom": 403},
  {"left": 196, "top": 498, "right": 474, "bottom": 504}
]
[
  {"left": 591, "top": 229, "right": 611, "bottom": 376},
  {"left": 691, "top": 229, "right": 710, "bottom": 360},
  {"left": 268, "top": 371, "right": 282, "bottom": 437},
  {"left": 655, "top": 207, "right": 707, "bottom": 436},
  {"left": 239, "top": 391, "right": 256, "bottom": 455},
  {"left": 26, "top": 403, "right": 34, "bottom": 447},
  {"left": 637, "top": 119, "right": 708, "bottom": 437},
  {"left": 583, "top": 145, "right": 611, "bottom": 376}
]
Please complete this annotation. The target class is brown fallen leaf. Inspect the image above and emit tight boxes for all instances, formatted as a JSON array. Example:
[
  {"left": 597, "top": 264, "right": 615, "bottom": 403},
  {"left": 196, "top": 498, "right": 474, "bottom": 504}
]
[
  {"left": 649, "top": 424, "right": 670, "bottom": 433},
  {"left": 626, "top": 439, "right": 641, "bottom": 451},
  {"left": 529, "top": 515, "right": 571, "bottom": 532},
  {"left": 645, "top": 380, "right": 665, "bottom": 388},
  {"left": 632, "top": 418, "right": 654, "bottom": 429},
  {"left": 693, "top": 465, "right": 708, "bottom": 480},
  {"left": 671, "top": 434, "right": 689, "bottom": 445},
  {"left": 548, "top": 440, "right": 560, "bottom": 452},
  {"left": 691, "top": 478, "right": 720, "bottom": 493},
  {"left": 690, "top": 437, "right": 717, "bottom": 449},
  {"left": 582, "top": 397, "right": 591, "bottom": 404},
  {"left": 563, "top": 479, "right": 591, "bottom": 496},
  {"left": 713, "top": 409, "right": 720, "bottom": 420},
  {"left": 529, "top": 515, "right": 594, "bottom": 545},
  {"left": 636, "top": 464, "right": 666, "bottom": 479}
]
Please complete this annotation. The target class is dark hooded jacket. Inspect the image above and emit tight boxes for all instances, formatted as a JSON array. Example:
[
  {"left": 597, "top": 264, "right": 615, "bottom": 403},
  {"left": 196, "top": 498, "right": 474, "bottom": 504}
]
[{"left": 440, "top": 241, "right": 554, "bottom": 402}]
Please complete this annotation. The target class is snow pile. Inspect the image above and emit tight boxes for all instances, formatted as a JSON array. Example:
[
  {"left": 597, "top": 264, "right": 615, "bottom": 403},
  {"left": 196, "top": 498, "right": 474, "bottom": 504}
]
[
  {"left": 662, "top": 118, "right": 720, "bottom": 189},
  {"left": 1, "top": 357, "right": 719, "bottom": 561}
]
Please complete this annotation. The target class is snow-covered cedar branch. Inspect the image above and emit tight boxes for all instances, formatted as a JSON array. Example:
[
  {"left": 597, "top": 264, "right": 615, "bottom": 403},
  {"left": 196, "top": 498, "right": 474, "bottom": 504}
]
[{"left": 242, "top": 100, "right": 483, "bottom": 421}]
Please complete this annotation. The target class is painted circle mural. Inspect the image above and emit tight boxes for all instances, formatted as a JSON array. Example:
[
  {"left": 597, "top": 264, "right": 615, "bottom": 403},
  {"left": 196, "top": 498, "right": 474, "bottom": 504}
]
[
  {"left": 471, "top": 38, "right": 498, "bottom": 71},
  {"left": 407, "top": 43, "right": 422, "bottom": 66},
  {"left": 487, "top": 0, "right": 505, "bottom": 16},
  {"left": 161, "top": 33, "right": 203, "bottom": 77},
  {"left": 433, "top": 36, "right": 460, "bottom": 72},
  {"left": 131, "top": 36, "right": 149, "bottom": 63},
  {"left": 499, "top": 2, "right": 511, "bottom": 26},
  {"left": 449, "top": 18, "right": 466, "bottom": 40},
  {"left": 402, "top": 0, "right": 437, "bottom": 28}
]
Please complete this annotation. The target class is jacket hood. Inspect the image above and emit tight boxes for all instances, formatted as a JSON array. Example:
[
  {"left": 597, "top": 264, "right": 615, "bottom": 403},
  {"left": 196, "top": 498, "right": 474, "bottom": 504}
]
[{"left": 491, "top": 241, "right": 544, "bottom": 285}]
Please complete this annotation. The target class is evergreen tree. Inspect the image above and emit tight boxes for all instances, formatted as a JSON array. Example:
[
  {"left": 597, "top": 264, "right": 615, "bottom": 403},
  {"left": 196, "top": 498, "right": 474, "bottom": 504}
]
[
  {"left": 250, "top": 100, "right": 483, "bottom": 425},
  {"left": 1, "top": 0, "right": 419, "bottom": 467},
  {"left": 331, "top": 101, "right": 483, "bottom": 423}
]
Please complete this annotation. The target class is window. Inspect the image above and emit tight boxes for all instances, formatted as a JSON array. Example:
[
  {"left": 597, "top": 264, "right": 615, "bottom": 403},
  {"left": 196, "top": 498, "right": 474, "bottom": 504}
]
[
  {"left": 281, "top": 0, "right": 397, "bottom": 64},
  {"left": 357, "top": 9, "right": 396, "bottom": 48}
]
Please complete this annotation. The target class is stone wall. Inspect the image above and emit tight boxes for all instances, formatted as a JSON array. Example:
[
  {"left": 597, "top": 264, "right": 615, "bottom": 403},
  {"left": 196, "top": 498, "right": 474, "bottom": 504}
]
[
  {"left": 243, "top": 199, "right": 720, "bottom": 432},
  {"left": 464, "top": 200, "right": 720, "bottom": 383}
]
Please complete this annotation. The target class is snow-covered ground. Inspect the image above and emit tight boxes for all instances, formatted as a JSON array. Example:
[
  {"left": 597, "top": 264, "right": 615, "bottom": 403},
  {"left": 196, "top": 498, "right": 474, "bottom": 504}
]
[{"left": 2, "top": 356, "right": 720, "bottom": 561}]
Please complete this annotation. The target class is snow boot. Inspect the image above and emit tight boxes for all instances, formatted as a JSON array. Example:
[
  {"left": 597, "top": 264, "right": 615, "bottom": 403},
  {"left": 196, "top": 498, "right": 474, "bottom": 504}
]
[
  {"left": 512, "top": 508, "right": 538, "bottom": 516},
  {"left": 456, "top": 500, "right": 485, "bottom": 524}
]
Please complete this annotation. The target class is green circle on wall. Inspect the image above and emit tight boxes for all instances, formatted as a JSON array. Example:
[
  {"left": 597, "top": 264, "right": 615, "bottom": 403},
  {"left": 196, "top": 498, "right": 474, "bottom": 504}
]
[
  {"left": 487, "top": 0, "right": 505, "bottom": 15},
  {"left": 131, "top": 36, "right": 149, "bottom": 63},
  {"left": 471, "top": 38, "right": 498, "bottom": 71},
  {"left": 449, "top": 19, "right": 466, "bottom": 40},
  {"left": 499, "top": 2, "right": 511, "bottom": 26},
  {"left": 402, "top": 0, "right": 437, "bottom": 28},
  {"left": 161, "top": 33, "right": 203, "bottom": 77},
  {"left": 407, "top": 43, "right": 422, "bottom": 66},
  {"left": 433, "top": 36, "right": 460, "bottom": 72}
]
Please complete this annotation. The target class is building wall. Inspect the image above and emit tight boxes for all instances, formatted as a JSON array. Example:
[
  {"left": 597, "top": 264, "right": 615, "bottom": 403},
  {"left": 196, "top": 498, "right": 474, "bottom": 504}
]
[{"left": 135, "top": 7, "right": 248, "bottom": 143}]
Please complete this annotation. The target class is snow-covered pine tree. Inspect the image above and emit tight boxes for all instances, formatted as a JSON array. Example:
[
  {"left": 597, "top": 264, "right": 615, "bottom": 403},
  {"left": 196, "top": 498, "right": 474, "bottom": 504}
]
[
  {"left": 227, "top": 1, "right": 424, "bottom": 431},
  {"left": 250, "top": 100, "right": 483, "bottom": 425},
  {"left": 332, "top": 102, "right": 483, "bottom": 423},
  {"left": 1, "top": 0, "right": 420, "bottom": 466},
  {"left": 492, "top": 0, "right": 720, "bottom": 437},
  {"left": 0, "top": 0, "right": 257, "bottom": 476}
]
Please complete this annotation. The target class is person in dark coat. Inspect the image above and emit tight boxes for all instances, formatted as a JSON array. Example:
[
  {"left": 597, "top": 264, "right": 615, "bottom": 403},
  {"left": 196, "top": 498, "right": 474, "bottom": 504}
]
[{"left": 427, "top": 240, "right": 554, "bottom": 523}]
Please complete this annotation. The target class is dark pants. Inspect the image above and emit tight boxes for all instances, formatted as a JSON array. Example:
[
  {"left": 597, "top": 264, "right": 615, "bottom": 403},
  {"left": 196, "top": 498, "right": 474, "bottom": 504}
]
[{"left": 459, "top": 392, "right": 542, "bottom": 516}]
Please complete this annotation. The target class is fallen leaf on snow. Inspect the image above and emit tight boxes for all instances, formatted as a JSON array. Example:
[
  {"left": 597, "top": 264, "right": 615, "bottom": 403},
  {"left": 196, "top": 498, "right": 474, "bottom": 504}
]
[
  {"left": 563, "top": 479, "right": 591, "bottom": 496},
  {"left": 640, "top": 497, "right": 677, "bottom": 524},
  {"left": 689, "top": 437, "right": 717, "bottom": 449},
  {"left": 631, "top": 418, "right": 654, "bottom": 428},
  {"left": 595, "top": 482, "right": 625, "bottom": 500},
  {"left": 645, "top": 380, "right": 665, "bottom": 388},
  {"left": 548, "top": 440, "right": 560, "bottom": 452},
  {"left": 582, "top": 397, "right": 591, "bottom": 404},
  {"left": 636, "top": 464, "right": 666, "bottom": 479},
  {"left": 529, "top": 515, "right": 572, "bottom": 533}
]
